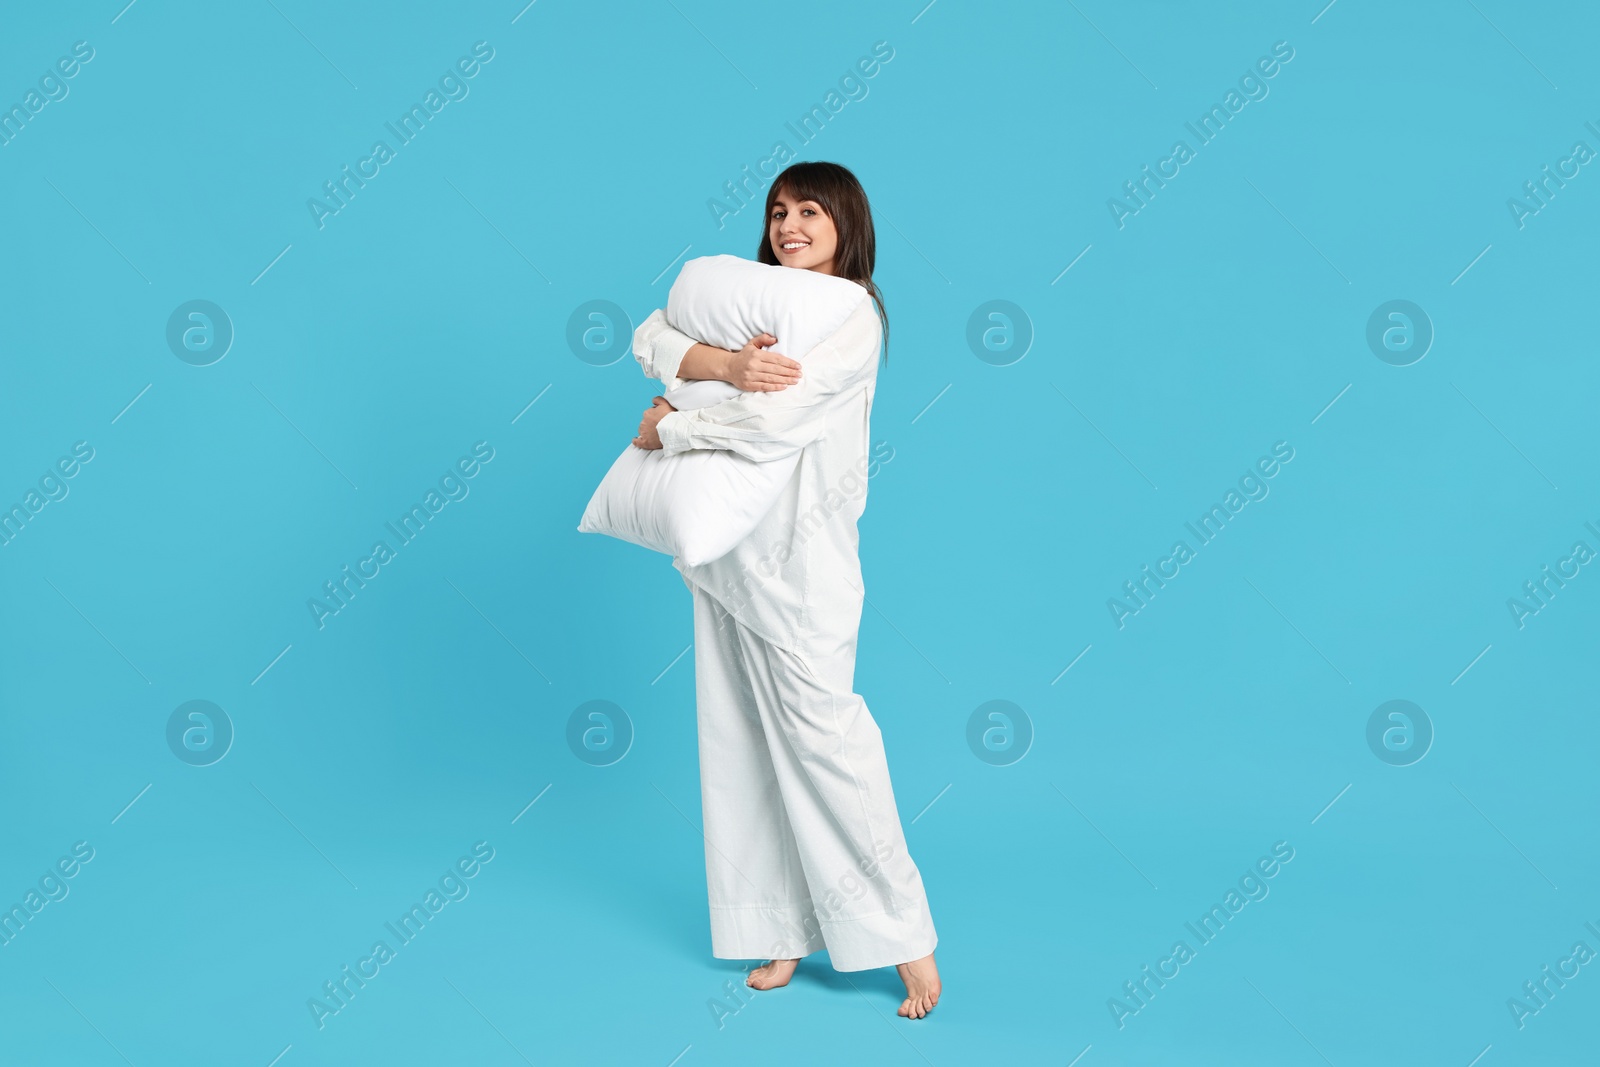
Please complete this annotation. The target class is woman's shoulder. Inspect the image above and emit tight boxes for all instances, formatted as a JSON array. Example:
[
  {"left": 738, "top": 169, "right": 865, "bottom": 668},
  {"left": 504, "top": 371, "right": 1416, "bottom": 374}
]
[
  {"left": 834, "top": 295, "right": 883, "bottom": 347},
  {"left": 836, "top": 297, "right": 884, "bottom": 374}
]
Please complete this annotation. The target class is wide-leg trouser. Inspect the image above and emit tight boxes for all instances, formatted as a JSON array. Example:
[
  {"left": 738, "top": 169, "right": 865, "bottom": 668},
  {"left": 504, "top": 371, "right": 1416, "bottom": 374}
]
[{"left": 689, "top": 582, "right": 938, "bottom": 972}]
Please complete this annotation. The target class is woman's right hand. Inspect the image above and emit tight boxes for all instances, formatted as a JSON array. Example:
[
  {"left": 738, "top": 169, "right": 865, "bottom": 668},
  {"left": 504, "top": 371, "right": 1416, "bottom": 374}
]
[{"left": 725, "top": 334, "right": 803, "bottom": 392}]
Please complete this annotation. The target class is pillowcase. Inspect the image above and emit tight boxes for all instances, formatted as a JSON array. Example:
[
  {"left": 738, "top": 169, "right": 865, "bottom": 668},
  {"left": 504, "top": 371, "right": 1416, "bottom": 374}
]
[{"left": 577, "top": 254, "right": 868, "bottom": 567}]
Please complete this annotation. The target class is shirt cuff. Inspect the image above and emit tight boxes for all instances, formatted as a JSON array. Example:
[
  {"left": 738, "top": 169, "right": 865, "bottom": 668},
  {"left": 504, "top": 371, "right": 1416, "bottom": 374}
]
[
  {"left": 635, "top": 311, "right": 698, "bottom": 390},
  {"left": 656, "top": 410, "right": 695, "bottom": 456}
]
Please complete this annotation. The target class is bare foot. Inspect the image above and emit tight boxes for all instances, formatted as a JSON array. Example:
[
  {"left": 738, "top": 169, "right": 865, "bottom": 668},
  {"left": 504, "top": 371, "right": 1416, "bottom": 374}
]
[
  {"left": 746, "top": 958, "right": 800, "bottom": 990},
  {"left": 895, "top": 952, "right": 941, "bottom": 1018}
]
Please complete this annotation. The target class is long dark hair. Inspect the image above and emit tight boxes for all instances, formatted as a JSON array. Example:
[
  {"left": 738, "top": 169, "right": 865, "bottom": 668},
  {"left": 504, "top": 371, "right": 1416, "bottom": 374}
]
[{"left": 756, "top": 161, "right": 889, "bottom": 364}]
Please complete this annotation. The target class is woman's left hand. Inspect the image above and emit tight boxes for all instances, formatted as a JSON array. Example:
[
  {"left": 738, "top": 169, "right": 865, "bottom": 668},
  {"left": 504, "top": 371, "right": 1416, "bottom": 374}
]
[{"left": 633, "top": 396, "right": 677, "bottom": 450}]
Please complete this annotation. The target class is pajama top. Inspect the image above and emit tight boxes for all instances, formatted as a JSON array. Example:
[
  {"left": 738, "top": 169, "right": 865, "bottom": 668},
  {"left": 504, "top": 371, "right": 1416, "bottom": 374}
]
[{"left": 632, "top": 295, "right": 884, "bottom": 654}]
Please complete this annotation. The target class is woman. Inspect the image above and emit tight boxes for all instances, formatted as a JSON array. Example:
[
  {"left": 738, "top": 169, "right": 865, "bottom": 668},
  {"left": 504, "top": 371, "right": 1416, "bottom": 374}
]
[{"left": 631, "top": 161, "right": 942, "bottom": 1020}]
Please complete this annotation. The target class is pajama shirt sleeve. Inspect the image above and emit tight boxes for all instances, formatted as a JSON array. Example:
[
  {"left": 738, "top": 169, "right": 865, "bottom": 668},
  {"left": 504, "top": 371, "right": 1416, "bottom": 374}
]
[
  {"left": 632, "top": 308, "right": 700, "bottom": 393},
  {"left": 655, "top": 300, "right": 881, "bottom": 464}
]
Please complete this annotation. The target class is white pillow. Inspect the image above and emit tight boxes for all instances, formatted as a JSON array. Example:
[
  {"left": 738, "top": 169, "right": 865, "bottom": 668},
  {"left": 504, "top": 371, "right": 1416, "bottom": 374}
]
[{"left": 578, "top": 255, "right": 868, "bottom": 567}]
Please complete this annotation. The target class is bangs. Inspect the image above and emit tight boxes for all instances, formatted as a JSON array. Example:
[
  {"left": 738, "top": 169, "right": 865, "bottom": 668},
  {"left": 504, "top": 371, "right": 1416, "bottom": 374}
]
[{"left": 769, "top": 179, "right": 833, "bottom": 216}]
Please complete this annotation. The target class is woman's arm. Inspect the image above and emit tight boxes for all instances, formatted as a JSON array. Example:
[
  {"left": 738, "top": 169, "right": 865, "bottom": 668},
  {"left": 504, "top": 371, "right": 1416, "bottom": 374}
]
[
  {"left": 686, "top": 338, "right": 805, "bottom": 390},
  {"left": 676, "top": 341, "right": 732, "bottom": 382},
  {"left": 634, "top": 308, "right": 804, "bottom": 392},
  {"left": 652, "top": 299, "right": 880, "bottom": 463}
]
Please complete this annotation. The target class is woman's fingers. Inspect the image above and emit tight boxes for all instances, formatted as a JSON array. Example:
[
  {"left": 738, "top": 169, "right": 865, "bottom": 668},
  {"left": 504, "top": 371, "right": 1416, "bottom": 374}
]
[
  {"left": 755, "top": 355, "right": 801, "bottom": 377},
  {"left": 752, "top": 367, "right": 796, "bottom": 388},
  {"left": 728, "top": 350, "right": 802, "bottom": 391}
]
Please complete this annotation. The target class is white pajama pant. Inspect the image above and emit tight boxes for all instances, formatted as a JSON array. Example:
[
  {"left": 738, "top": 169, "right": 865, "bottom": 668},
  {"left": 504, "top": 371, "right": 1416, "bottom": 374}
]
[{"left": 689, "top": 582, "right": 938, "bottom": 972}]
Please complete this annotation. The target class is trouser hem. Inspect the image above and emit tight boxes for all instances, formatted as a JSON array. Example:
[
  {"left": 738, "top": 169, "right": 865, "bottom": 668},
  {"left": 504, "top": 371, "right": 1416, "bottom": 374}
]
[
  {"left": 708, "top": 904, "right": 828, "bottom": 961},
  {"left": 815, "top": 900, "right": 939, "bottom": 972}
]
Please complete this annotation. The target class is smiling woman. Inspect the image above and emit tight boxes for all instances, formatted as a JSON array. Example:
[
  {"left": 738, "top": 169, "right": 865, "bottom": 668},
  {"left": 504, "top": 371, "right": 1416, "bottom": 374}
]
[{"left": 626, "top": 161, "right": 941, "bottom": 1020}]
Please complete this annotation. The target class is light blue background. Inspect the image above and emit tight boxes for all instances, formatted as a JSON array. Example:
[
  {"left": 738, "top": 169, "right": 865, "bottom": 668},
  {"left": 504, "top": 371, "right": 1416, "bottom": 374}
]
[{"left": 1, "top": 1, "right": 1596, "bottom": 1064}]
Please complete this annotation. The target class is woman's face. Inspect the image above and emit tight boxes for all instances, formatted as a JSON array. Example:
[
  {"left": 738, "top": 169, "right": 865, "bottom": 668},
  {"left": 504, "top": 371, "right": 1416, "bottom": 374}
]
[{"left": 768, "top": 190, "right": 838, "bottom": 276}]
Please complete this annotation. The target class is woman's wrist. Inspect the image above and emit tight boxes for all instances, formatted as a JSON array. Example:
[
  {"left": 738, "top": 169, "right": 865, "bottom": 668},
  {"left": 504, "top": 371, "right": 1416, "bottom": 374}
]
[{"left": 678, "top": 341, "right": 734, "bottom": 383}]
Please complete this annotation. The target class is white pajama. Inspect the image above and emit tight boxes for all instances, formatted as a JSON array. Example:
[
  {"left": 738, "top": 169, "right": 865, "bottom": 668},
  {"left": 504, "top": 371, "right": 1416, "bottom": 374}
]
[{"left": 633, "top": 296, "right": 938, "bottom": 971}]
